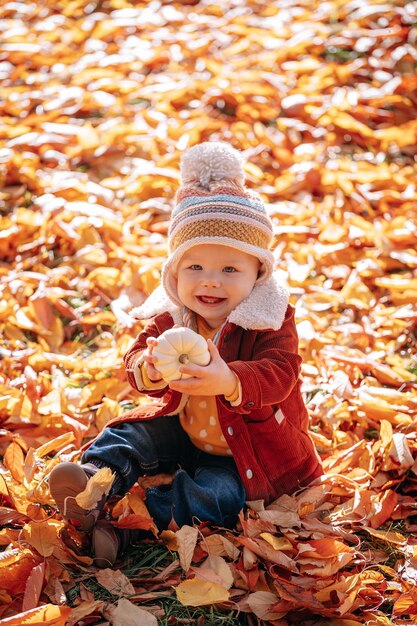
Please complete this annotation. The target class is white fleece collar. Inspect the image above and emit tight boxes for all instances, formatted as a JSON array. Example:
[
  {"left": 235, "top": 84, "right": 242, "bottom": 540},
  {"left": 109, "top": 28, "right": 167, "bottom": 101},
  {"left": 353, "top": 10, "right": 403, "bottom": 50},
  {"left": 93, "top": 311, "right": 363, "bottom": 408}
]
[{"left": 130, "top": 274, "right": 289, "bottom": 331}]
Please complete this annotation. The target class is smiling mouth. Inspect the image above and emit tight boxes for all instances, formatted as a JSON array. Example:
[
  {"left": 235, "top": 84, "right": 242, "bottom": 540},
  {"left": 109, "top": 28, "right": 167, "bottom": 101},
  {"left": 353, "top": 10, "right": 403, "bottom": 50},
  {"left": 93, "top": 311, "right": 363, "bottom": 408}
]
[{"left": 197, "top": 295, "right": 226, "bottom": 304}]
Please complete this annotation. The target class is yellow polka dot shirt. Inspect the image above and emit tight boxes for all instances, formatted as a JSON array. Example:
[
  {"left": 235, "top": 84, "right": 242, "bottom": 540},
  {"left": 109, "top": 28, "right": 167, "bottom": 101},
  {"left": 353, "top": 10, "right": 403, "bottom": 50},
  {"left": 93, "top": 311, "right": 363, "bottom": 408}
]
[{"left": 179, "top": 315, "right": 238, "bottom": 456}]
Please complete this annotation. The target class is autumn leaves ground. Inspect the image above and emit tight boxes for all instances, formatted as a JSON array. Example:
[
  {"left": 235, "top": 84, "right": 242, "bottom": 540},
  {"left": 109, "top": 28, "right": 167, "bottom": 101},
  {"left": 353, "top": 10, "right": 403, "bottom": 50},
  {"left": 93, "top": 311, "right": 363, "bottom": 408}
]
[{"left": 1, "top": 0, "right": 417, "bottom": 624}]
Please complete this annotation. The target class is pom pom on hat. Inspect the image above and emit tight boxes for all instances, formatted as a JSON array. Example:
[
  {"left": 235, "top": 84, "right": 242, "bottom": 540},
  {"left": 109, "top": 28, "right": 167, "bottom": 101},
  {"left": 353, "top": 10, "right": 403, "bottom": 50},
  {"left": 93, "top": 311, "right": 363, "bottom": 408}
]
[
  {"left": 180, "top": 141, "right": 245, "bottom": 189},
  {"left": 162, "top": 140, "right": 275, "bottom": 306}
]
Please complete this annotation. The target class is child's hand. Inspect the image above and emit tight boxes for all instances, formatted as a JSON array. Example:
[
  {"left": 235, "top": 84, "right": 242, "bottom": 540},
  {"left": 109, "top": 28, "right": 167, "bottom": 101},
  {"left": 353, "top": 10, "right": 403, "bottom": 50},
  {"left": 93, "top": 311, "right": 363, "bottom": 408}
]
[
  {"left": 142, "top": 337, "right": 164, "bottom": 382},
  {"left": 168, "top": 340, "right": 237, "bottom": 397}
]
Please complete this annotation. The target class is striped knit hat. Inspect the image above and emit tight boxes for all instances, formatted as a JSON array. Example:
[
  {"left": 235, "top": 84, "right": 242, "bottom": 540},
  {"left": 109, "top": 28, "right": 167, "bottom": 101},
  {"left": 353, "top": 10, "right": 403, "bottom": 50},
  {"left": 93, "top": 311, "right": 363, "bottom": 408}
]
[{"left": 162, "top": 141, "right": 274, "bottom": 305}]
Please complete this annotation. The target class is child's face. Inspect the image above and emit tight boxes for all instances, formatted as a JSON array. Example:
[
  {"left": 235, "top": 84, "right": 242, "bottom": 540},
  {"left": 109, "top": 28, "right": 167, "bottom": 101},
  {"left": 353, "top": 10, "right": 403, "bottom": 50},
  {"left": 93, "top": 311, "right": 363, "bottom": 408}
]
[{"left": 175, "top": 244, "right": 260, "bottom": 328}]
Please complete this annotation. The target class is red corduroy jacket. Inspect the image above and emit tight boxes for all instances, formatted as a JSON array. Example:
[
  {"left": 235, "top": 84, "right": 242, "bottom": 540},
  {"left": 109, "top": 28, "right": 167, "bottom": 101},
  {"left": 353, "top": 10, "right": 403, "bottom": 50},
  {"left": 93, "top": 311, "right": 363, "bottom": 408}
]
[{"left": 94, "top": 276, "right": 323, "bottom": 504}]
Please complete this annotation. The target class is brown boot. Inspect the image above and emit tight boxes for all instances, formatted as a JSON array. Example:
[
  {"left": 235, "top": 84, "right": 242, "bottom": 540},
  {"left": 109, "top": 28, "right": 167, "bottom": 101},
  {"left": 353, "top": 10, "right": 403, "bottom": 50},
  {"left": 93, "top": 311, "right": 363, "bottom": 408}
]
[
  {"left": 49, "top": 462, "right": 103, "bottom": 531},
  {"left": 92, "top": 520, "right": 154, "bottom": 568},
  {"left": 92, "top": 520, "right": 120, "bottom": 568}
]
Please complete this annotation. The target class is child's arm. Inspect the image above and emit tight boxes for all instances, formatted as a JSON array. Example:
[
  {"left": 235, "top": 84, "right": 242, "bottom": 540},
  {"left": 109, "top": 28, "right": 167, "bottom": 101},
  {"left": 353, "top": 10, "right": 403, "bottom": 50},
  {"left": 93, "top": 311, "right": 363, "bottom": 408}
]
[
  {"left": 224, "top": 308, "right": 301, "bottom": 414},
  {"left": 124, "top": 319, "right": 169, "bottom": 396}
]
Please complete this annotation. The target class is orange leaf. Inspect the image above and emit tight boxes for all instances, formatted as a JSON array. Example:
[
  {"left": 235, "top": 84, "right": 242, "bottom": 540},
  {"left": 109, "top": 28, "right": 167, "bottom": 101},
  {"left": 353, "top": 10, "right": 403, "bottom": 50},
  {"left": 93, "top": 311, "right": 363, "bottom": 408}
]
[
  {"left": 297, "top": 538, "right": 355, "bottom": 559},
  {"left": 0, "top": 548, "right": 39, "bottom": 594},
  {"left": 0, "top": 604, "right": 72, "bottom": 625},
  {"left": 23, "top": 520, "right": 62, "bottom": 557},
  {"left": 66, "top": 601, "right": 104, "bottom": 626},
  {"left": 369, "top": 490, "right": 398, "bottom": 529},
  {"left": 112, "top": 514, "right": 156, "bottom": 532},
  {"left": 22, "top": 562, "right": 46, "bottom": 612},
  {"left": 3, "top": 441, "right": 25, "bottom": 483},
  {"left": 393, "top": 588, "right": 417, "bottom": 616}
]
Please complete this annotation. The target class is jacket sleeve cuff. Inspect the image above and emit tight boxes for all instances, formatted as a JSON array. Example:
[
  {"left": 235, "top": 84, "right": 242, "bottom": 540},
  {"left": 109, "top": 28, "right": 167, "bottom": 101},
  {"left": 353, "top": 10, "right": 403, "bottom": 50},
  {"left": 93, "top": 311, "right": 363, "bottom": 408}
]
[
  {"left": 224, "top": 374, "right": 242, "bottom": 406},
  {"left": 221, "top": 361, "right": 263, "bottom": 413},
  {"left": 133, "top": 360, "right": 167, "bottom": 392}
]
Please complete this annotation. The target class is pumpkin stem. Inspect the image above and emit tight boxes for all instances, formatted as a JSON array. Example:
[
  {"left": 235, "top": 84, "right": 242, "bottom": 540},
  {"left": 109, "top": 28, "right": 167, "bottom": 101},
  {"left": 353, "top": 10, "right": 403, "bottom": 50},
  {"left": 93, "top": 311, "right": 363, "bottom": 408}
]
[{"left": 178, "top": 354, "right": 189, "bottom": 365}]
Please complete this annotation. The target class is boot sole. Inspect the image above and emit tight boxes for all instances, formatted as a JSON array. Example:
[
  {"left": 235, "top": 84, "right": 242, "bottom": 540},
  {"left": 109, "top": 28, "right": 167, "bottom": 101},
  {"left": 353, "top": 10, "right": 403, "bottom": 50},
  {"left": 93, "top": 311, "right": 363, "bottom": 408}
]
[{"left": 49, "top": 463, "right": 96, "bottom": 531}]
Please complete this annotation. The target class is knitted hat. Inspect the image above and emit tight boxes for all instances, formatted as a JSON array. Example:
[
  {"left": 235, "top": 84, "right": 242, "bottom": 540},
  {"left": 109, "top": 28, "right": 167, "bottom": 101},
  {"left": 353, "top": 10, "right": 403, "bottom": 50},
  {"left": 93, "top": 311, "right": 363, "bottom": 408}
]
[{"left": 162, "top": 141, "right": 275, "bottom": 305}]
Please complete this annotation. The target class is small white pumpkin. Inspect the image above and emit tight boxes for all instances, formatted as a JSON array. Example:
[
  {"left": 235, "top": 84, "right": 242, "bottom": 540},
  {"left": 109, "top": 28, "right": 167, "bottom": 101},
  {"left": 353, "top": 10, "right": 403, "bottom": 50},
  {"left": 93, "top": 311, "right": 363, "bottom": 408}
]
[{"left": 152, "top": 327, "right": 211, "bottom": 382}]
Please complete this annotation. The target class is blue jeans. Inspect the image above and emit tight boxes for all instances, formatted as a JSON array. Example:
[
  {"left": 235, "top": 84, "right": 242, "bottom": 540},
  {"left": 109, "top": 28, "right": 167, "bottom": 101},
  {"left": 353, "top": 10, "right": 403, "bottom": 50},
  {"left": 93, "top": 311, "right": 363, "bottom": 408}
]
[{"left": 82, "top": 415, "right": 246, "bottom": 530}]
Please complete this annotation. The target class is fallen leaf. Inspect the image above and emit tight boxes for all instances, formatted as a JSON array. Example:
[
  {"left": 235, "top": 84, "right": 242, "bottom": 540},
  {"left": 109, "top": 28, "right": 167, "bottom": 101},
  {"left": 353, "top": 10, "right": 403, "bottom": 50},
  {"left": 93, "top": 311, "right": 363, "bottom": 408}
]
[
  {"left": 22, "top": 562, "right": 46, "bottom": 612},
  {"left": 0, "top": 549, "right": 40, "bottom": 594},
  {"left": 246, "top": 590, "right": 287, "bottom": 620},
  {"left": 75, "top": 467, "right": 115, "bottom": 510},
  {"left": 176, "top": 525, "right": 199, "bottom": 573},
  {"left": 3, "top": 442, "right": 25, "bottom": 483},
  {"left": 96, "top": 568, "right": 135, "bottom": 597},
  {"left": 194, "top": 555, "right": 234, "bottom": 589},
  {"left": 104, "top": 598, "right": 157, "bottom": 626},
  {"left": 0, "top": 604, "right": 72, "bottom": 625},
  {"left": 176, "top": 578, "right": 230, "bottom": 607},
  {"left": 23, "top": 519, "right": 63, "bottom": 558}
]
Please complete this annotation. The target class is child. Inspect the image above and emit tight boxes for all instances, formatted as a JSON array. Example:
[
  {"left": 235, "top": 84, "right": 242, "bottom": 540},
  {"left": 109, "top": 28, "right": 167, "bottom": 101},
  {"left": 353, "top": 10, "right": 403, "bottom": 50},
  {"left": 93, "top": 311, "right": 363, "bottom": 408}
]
[{"left": 49, "top": 142, "right": 323, "bottom": 567}]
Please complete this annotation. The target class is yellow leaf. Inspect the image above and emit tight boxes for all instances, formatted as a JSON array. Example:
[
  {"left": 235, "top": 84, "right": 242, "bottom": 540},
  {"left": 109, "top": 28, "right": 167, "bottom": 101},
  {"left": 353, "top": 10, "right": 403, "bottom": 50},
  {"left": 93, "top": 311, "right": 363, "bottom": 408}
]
[
  {"left": 204, "top": 534, "right": 240, "bottom": 560},
  {"left": 37, "top": 389, "right": 62, "bottom": 416},
  {"left": 260, "top": 533, "right": 293, "bottom": 551},
  {"left": 75, "top": 467, "right": 115, "bottom": 510},
  {"left": 80, "top": 379, "right": 114, "bottom": 409},
  {"left": 87, "top": 266, "right": 121, "bottom": 296},
  {"left": 176, "top": 578, "right": 230, "bottom": 607},
  {"left": 160, "top": 530, "right": 179, "bottom": 551},
  {"left": 0, "top": 385, "right": 24, "bottom": 417},
  {"left": 23, "top": 519, "right": 62, "bottom": 557},
  {"left": 36, "top": 432, "right": 75, "bottom": 457},
  {"left": 95, "top": 397, "right": 123, "bottom": 430},
  {"left": 364, "top": 527, "right": 407, "bottom": 546},
  {"left": 77, "top": 122, "right": 100, "bottom": 149}
]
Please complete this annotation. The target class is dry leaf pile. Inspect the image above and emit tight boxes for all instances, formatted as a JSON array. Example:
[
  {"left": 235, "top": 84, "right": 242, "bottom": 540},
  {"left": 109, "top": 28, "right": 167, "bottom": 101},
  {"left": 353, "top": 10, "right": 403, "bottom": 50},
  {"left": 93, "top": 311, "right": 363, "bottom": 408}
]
[{"left": 1, "top": 0, "right": 417, "bottom": 624}]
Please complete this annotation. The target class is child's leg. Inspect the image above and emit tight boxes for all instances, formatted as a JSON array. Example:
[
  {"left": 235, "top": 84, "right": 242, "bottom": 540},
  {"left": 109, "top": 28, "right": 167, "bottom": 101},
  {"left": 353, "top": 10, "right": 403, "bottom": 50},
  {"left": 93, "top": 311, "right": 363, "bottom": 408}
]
[
  {"left": 92, "top": 453, "right": 245, "bottom": 567},
  {"left": 50, "top": 416, "right": 193, "bottom": 530},
  {"left": 82, "top": 415, "right": 194, "bottom": 494},
  {"left": 146, "top": 453, "right": 246, "bottom": 530}
]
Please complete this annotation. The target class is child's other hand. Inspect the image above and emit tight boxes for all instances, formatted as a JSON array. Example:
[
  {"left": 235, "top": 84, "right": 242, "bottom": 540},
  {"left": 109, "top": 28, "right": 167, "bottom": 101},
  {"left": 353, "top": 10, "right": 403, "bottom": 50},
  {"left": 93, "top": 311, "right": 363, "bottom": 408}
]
[
  {"left": 168, "top": 340, "right": 236, "bottom": 397},
  {"left": 143, "top": 337, "right": 163, "bottom": 382}
]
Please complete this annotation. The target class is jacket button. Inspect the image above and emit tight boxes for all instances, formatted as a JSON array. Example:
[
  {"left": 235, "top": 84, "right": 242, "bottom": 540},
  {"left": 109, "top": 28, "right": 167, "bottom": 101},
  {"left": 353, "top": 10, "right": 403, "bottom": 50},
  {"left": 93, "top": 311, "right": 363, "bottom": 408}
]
[
  {"left": 246, "top": 401, "right": 254, "bottom": 407},
  {"left": 227, "top": 426, "right": 234, "bottom": 436},
  {"left": 246, "top": 469, "right": 253, "bottom": 479}
]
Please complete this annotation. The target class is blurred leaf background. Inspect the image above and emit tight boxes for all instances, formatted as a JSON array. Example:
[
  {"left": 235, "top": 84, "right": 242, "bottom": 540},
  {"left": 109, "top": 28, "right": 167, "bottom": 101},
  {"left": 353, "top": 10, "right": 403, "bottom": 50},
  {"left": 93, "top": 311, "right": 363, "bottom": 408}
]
[{"left": 1, "top": 0, "right": 417, "bottom": 624}]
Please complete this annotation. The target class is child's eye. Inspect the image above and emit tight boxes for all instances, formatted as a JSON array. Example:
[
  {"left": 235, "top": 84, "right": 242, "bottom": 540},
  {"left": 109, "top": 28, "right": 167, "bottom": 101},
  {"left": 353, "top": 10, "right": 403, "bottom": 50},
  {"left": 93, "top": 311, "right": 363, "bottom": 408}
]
[
  {"left": 190, "top": 264, "right": 202, "bottom": 270},
  {"left": 223, "top": 266, "right": 236, "bottom": 273}
]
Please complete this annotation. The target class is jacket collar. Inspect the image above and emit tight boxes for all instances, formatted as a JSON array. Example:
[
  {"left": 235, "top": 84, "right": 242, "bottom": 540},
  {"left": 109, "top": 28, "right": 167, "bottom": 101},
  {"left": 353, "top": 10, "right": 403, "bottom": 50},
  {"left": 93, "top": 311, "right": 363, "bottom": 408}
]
[{"left": 130, "top": 274, "right": 289, "bottom": 331}]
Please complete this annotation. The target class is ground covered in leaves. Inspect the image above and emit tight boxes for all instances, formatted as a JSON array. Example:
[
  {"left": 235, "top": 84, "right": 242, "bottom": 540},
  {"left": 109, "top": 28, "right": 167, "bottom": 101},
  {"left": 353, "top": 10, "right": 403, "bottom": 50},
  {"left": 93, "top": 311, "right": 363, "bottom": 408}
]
[{"left": 1, "top": 0, "right": 417, "bottom": 624}]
